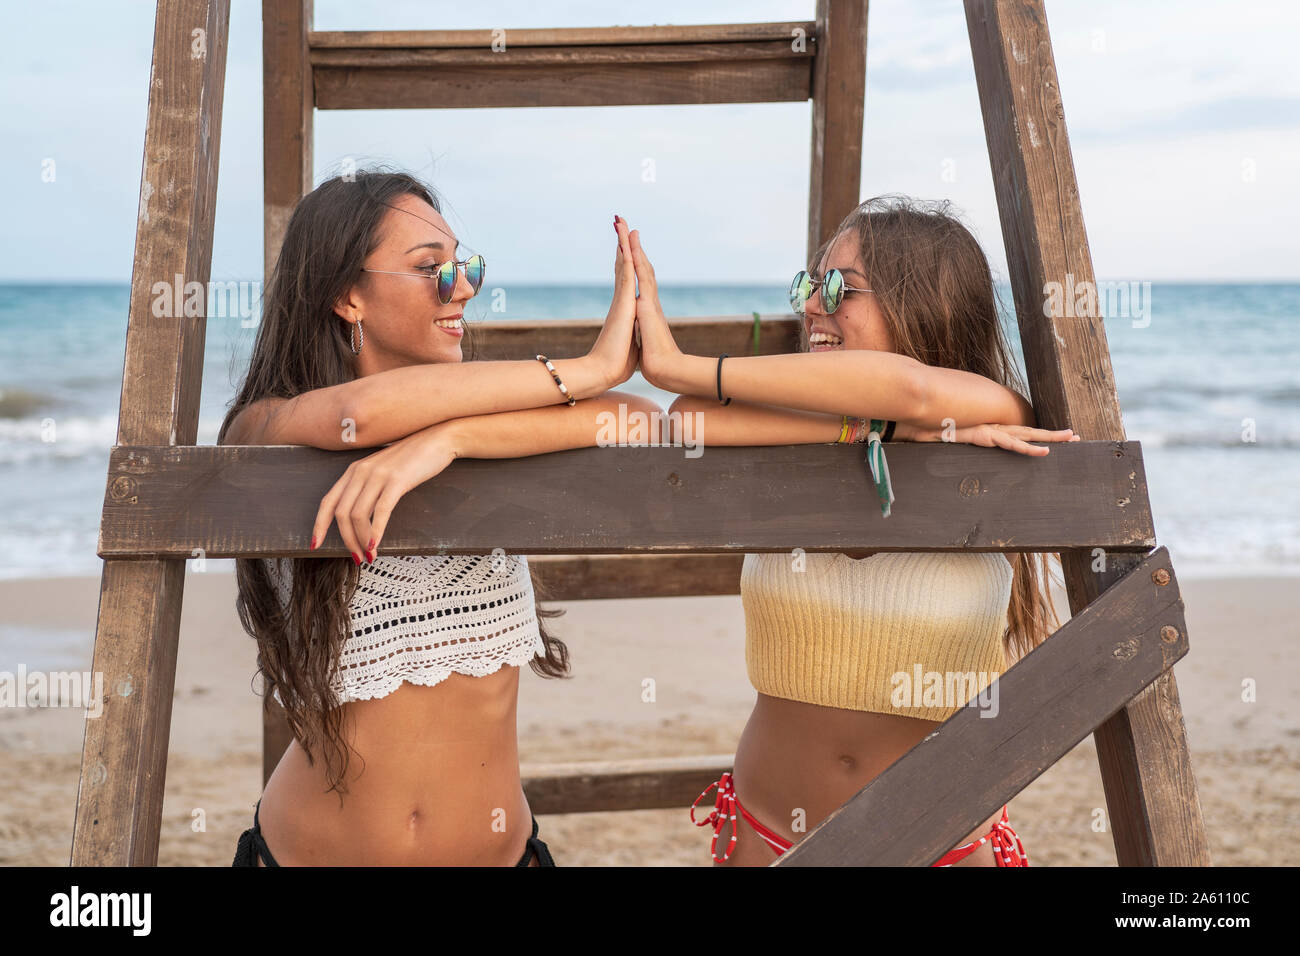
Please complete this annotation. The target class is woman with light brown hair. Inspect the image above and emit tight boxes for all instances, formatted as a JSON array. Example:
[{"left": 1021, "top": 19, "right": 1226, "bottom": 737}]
[
  {"left": 223, "top": 169, "right": 652, "bottom": 865},
  {"left": 628, "top": 196, "right": 1074, "bottom": 866}
]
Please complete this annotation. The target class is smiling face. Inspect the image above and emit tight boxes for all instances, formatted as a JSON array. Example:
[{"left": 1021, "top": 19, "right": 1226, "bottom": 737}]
[
  {"left": 801, "top": 232, "right": 895, "bottom": 355},
  {"left": 333, "top": 192, "right": 476, "bottom": 374}
]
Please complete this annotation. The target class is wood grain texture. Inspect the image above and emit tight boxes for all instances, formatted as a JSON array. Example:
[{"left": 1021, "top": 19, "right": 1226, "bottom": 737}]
[
  {"left": 779, "top": 547, "right": 1187, "bottom": 865},
  {"left": 262, "top": 0, "right": 313, "bottom": 282},
  {"left": 465, "top": 314, "right": 801, "bottom": 361},
  {"left": 309, "top": 23, "right": 816, "bottom": 49},
  {"left": 315, "top": 59, "right": 813, "bottom": 110},
  {"left": 807, "top": 0, "right": 868, "bottom": 259},
  {"left": 528, "top": 554, "right": 745, "bottom": 600},
  {"left": 965, "top": 0, "right": 1209, "bottom": 865},
  {"left": 98, "top": 442, "right": 1154, "bottom": 558},
  {"left": 72, "top": 0, "right": 230, "bottom": 867},
  {"left": 522, "top": 755, "right": 735, "bottom": 814}
]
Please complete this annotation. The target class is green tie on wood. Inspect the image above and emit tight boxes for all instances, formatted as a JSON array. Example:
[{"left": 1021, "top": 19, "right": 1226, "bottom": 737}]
[{"left": 866, "top": 419, "right": 894, "bottom": 518}]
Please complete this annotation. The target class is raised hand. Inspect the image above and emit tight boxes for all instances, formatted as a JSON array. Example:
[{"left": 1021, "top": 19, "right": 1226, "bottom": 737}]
[
  {"left": 627, "top": 227, "right": 683, "bottom": 391},
  {"left": 587, "top": 215, "right": 639, "bottom": 388}
]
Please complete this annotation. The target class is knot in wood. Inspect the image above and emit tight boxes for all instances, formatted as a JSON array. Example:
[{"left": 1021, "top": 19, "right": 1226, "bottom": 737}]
[{"left": 959, "top": 476, "right": 981, "bottom": 497}]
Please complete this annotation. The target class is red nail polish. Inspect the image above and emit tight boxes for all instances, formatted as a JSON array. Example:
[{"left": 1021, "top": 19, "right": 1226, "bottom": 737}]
[
  {"left": 366, "top": 550, "right": 375, "bottom": 563},
  {"left": 352, "top": 553, "right": 360, "bottom": 565},
  {"left": 367, "top": 538, "right": 375, "bottom": 551},
  {"left": 310, "top": 535, "right": 317, "bottom": 550}
]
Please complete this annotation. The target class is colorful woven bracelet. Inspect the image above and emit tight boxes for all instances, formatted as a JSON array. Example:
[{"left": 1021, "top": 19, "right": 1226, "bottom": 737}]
[{"left": 535, "top": 354, "right": 576, "bottom": 406}]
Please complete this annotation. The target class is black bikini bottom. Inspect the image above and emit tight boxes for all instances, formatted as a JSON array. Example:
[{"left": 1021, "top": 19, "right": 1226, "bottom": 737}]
[{"left": 232, "top": 799, "right": 556, "bottom": 867}]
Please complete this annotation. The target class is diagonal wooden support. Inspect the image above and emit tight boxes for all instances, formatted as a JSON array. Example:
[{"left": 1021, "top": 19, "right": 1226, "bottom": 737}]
[
  {"left": 779, "top": 547, "right": 1187, "bottom": 865},
  {"left": 964, "top": 0, "right": 1209, "bottom": 864},
  {"left": 70, "top": 0, "right": 229, "bottom": 866}
]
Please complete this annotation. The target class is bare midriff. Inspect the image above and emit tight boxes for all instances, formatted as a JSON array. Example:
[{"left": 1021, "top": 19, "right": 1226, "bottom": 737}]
[
  {"left": 256, "top": 666, "right": 534, "bottom": 866},
  {"left": 722, "top": 692, "right": 1005, "bottom": 867}
]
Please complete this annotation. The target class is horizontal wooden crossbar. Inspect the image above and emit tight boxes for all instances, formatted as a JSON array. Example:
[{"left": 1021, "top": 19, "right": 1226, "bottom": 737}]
[
  {"left": 778, "top": 546, "right": 1186, "bottom": 865},
  {"left": 529, "top": 554, "right": 745, "bottom": 600},
  {"left": 309, "top": 23, "right": 817, "bottom": 109},
  {"left": 98, "top": 441, "right": 1153, "bottom": 558},
  {"left": 522, "top": 754, "right": 734, "bottom": 814},
  {"left": 309, "top": 24, "right": 817, "bottom": 49},
  {"left": 466, "top": 314, "right": 800, "bottom": 361}
]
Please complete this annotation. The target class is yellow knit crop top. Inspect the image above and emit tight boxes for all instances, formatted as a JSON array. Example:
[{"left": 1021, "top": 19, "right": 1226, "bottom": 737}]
[{"left": 740, "top": 551, "right": 1013, "bottom": 721}]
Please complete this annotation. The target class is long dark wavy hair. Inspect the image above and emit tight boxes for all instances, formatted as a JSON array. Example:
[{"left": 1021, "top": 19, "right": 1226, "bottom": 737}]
[
  {"left": 806, "top": 195, "right": 1063, "bottom": 663},
  {"left": 218, "top": 168, "right": 569, "bottom": 799}
]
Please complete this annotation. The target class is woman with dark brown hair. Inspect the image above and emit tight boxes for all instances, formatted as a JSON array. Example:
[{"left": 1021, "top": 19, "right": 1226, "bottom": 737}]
[
  {"left": 628, "top": 195, "right": 1075, "bottom": 867},
  {"left": 224, "top": 169, "right": 651, "bottom": 865}
]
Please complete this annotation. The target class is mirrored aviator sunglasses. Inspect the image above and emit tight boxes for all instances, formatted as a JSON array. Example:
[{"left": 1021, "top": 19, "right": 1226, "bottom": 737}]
[{"left": 789, "top": 268, "right": 846, "bottom": 314}]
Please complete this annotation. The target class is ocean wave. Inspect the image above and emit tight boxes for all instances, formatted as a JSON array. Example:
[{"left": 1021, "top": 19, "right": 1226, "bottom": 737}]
[
  {"left": 1127, "top": 429, "right": 1300, "bottom": 449},
  {"left": 0, "top": 415, "right": 225, "bottom": 464},
  {"left": 0, "top": 386, "right": 55, "bottom": 419}
]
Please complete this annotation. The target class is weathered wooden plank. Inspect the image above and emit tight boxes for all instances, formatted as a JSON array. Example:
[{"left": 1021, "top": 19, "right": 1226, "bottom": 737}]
[
  {"left": 314, "top": 59, "right": 813, "bottom": 110},
  {"left": 310, "top": 40, "right": 804, "bottom": 69},
  {"left": 807, "top": 0, "right": 868, "bottom": 259},
  {"left": 259, "top": 0, "right": 314, "bottom": 791},
  {"left": 263, "top": 0, "right": 313, "bottom": 281},
  {"left": 72, "top": 0, "right": 230, "bottom": 867},
  {"left": 779, "top": 547, "right": 1187, "bottom": 865},
  {"left": 466, "top": 315, "right": 800, "bottom": 362},
  {"left": 965, "top": 0, "right": 1210, "bottom": 866},
  {"left": 522, "top": 755, "right": 735, "bottom": 814},
  {"left": 308, "top": 23, "right": 816, "bottom": 49},
  {"left": 98, "top": 442, "right": 1153, "bottom": 558},
  {"left": 528, "top": 554, "right": 744, "bottom": 600}
]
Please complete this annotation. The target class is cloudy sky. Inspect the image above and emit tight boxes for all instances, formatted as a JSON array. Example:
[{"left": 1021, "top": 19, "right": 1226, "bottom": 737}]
[{"left": 3, "top": 0, "right": 1297, "bottom": 284}]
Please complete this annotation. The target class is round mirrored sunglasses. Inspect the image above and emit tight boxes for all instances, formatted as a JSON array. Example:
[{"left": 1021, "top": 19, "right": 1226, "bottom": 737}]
[
  {"left": 362, "top": 254, "right": 486, "bottom": 305},
  {"left": 789, "top": 268, "right": 871, "bottom": 315}
]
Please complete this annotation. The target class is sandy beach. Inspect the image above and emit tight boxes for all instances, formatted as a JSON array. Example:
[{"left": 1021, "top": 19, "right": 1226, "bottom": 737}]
[{"left": 1, "top": 566, "right": 1295, "bottom": 867}]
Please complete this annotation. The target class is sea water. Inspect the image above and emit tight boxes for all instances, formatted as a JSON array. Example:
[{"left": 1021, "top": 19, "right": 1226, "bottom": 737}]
[{"left": 0, "top": 281, "right": 1296, "bottom": 582}]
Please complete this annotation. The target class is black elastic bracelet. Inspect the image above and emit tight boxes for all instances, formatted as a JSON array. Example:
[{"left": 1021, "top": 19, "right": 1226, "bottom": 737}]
[
  {"left": 716, "top": 353, "right": 731, "bottom": 406},
  {"left": 882, "top": 420, "right": 896, "bottom": 442}
]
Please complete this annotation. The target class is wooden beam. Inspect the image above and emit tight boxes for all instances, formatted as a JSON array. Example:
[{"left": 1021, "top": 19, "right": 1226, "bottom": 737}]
[
  {"left": 522, "top": 754, "right": 735, "bottom": 814},
  {"left": 314, "top": 58, "right": 813, "bottom": 111},
  {"left": 779, "top": 547, "right": 1187, "bottom": 865},
  {"left": 310, "top": 21, "right": 817, "bottom": 111},
  {"left": 965, "top": 0, "right": 1210, "bottom": 865},
  {"left": 98, "top": 442, "right": 1154, "bottom": 559},
  {"left": 310, "top": 41, "right": 805, "bottom": 69},
  {"left": 807, "top": 0, "right": 868, "bottom": 259},
  {"left": 529, "top": 554, "right": 744, "bottom": 600},
  {"left": 262, "top": 0, "right": 313, "bottom": 281},
  {"left": 309, "top": 23, "right": 816, "bottom": 49},
  {"left": 260, "top": 0, "right": 313, "bottom": 790},
  {"left": 465, "top": 315, "right": 801, "bottom": 362},
  {"left": 71, "top": 0, "right": 230, "bottom": 867}
]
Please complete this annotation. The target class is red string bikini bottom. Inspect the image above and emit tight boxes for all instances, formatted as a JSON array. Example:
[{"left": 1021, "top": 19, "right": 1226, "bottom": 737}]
[{"left": 691, "top": 771, "right": 1028, "bottom": 866}]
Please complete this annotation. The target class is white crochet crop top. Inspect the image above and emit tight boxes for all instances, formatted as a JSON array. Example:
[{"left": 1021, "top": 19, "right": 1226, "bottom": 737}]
[{"left": 263, "top": 552, "right": 544, "bottom": 706}]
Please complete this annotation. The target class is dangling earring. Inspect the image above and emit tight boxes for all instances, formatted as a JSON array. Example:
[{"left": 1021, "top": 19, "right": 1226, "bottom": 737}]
[{"left": 350, "top": 318, "right": 364, "bottom": 354}]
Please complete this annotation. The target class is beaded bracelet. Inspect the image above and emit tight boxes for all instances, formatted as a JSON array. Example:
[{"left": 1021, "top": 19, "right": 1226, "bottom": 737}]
[{"left": 535, "top": 354, "right": 576, "bottom": 406}]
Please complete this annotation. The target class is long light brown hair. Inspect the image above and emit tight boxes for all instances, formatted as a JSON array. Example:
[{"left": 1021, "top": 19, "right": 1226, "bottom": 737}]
[
  {"left": 218, "top": 169, "right": 568, "bottom": 800},
  {"left": 809, "top": 195, "right": 1062, "bottom": 661}
]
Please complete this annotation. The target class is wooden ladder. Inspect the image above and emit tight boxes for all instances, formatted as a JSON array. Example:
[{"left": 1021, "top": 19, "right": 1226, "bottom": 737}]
[{"left": 72, "top": 0, "right": 1211, "bottom": 866}]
